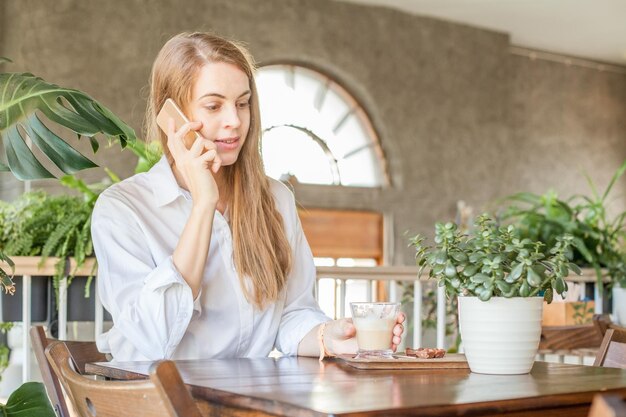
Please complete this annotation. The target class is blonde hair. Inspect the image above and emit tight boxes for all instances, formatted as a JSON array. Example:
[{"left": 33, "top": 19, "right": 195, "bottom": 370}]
[{"left": 145, "top": 32, "right": 292, "bottom": 309}]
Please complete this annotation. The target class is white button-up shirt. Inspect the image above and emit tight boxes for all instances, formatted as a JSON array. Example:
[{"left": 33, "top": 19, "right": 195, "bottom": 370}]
[{"left": 91, "top": 156, "right": 329, "bottom": 361}]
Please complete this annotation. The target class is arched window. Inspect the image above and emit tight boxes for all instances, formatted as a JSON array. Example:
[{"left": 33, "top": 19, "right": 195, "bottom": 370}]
[{"left": 256, "top": 65, "right": 388, "bottom": 187}]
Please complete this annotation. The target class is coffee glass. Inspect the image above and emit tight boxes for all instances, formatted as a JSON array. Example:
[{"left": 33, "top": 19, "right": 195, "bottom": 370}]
[{"left": 350, "top": 302, "right": 400, "bottom": 359}]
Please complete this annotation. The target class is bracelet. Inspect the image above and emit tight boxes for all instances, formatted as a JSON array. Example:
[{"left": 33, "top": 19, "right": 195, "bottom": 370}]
[{"left": 318, "top": 321, "right": 335, "bottom": 361}]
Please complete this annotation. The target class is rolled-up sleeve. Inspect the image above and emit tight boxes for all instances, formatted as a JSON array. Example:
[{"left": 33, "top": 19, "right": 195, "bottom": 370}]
[
  {"left": 92, "top": 197, "right": 194, "bottom": 361},
  {"left": 275, "top": 191, "right": 330, "bottom": 355}
]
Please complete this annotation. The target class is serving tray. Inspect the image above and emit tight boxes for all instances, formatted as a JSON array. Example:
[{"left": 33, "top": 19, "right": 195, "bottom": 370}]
[{"left": 336, "top": 353, "right": 469, "bottom": 370}]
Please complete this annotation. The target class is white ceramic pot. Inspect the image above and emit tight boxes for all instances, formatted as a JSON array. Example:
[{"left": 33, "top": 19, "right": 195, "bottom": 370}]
[
  {"left": 613, "top": 285, "right": 626, "bottom": 326},
  {"left": 458, "top": 296, "right": 543, "bottom": 375}
]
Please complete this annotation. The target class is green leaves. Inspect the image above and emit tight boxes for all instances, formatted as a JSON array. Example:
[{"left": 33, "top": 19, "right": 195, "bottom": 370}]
[
  {"left": 0, "top": 72, "right": 136, "bottom": 180},
  {"left": 498, "top": 160, "right": 626, "bottom": 289},
  {"left": 554, "top": 277, "right": 567, "bottom": 294},
  {"left": 126, "top": 139, "right": 163, "bottom": 174},
  {"left": 569, "top": 262, "right": 582, "bottom": 275},
  {"left": 0, "top": 382, "right": 55, "bottom": 417},
  {"left": 25, "top": 114, "right": 98, "bottom": 173},
  {"left": 0, "top": 191, "right": 93, "bottom": 296},
  {"left": 411, "top": 214, "right": 579, "bottom": 302},
  {"left": 444, "top": 262, "right": 457, "bottom": 278},
  {"left": 508, "top": 262, "right": 524, "bottom": 282},
  {"left": 526, "top": 267, "right": 542, "bottom": 287},
  {"left": 462, "top": 264, "right": 479, "bottom": 277},
  {"left": 470, "top": 273, "right": 489, "bottom": 284},
  {"left": 519, "top": 281, "right": 531, "bottom": 297},
  {"left": 544, "top": 287, "right": 553, "bottom": 303},
  {"left": 0, "top": 249, "right": 15, "bottom": 294},
  {"left": 495, "top": 280, "right": 516, "bottom": 297},
  {"left": 435, "top": 251, "right": 447, "bottom": 265}
]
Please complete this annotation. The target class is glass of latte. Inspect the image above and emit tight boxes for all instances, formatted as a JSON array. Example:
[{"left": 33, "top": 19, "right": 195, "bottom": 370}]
[{"left": 350, "top": 302, "right": 400, "bottom": 359}]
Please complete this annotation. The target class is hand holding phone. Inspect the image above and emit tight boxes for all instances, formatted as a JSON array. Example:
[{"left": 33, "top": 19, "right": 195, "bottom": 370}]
[
  {"left": 156, "top": 98, "right": 202, "bottom": 143},
  {"left": 156, "top": 98, "right": 222, "bottom": 181}
]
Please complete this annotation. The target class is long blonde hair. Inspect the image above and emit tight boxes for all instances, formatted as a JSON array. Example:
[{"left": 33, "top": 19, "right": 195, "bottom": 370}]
[{"left": 145, "top": 32, "right": 292, "bottom": 309}]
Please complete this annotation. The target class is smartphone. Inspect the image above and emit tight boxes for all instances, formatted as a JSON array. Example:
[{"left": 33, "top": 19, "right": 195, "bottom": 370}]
[{"left": 156, "top": 98, "right": 201, "bottom": 143}]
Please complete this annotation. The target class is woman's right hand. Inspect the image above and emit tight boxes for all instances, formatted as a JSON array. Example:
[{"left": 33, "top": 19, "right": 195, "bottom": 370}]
[{"left": 166, "top": 118, "right": 222, "bottom": 207}]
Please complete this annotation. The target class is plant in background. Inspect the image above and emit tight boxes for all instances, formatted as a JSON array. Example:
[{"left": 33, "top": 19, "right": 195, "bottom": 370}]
[
  {"left": 0, "top": 72, "right": 134, "bottom": 180},
  {"left": 0, "top": 63, "right": 137, "bottom": 291},
  {"left": 411, "top": 215, "right": 580, "bottom": 302},
  {"left": 572, "top": 301, "right": 594, "bottom": 325},
  {"left": 0, "top": 138, "right": 164, "bottom": 301},
  {"left": 0, "top": 322, "right": 14, "bottom": 378},
  {"left": 0, "top": 61, "right": 161, "bottom": 293},
  {"left": 497, "top": 159, "right": 626, "bottom": 289},
  {"left": 0, "top": 192, "right": 94, "bottom": 297},
  {"left": 0, "top": 382, "right": 55, "bottom": 416},
  {"left": 126, "top": 139, "right": 163, "bottom": 174}
]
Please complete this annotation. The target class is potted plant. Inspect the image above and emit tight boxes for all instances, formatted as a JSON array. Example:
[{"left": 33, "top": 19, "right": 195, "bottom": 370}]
[
  {"left": 497, "top": 159, "right": 626, "bottom": 322},
  {"left": 411, "top": 214, "right": 579, "bottom": 374}
]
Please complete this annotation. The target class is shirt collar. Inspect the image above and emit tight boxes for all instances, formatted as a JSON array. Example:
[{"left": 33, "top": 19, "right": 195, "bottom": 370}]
[{"left": 148, "top": 156, "right": 190, "bottom": 207}]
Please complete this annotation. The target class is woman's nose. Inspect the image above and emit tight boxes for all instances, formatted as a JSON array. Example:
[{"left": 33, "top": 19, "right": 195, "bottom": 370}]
[{"left": 223, "top": 105, "right": 241, "bottom": 129}]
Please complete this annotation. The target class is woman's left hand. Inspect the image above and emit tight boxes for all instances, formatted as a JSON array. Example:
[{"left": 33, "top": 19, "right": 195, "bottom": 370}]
[{"left": 325, "top": 312, "right": 406, "bottom": 355}]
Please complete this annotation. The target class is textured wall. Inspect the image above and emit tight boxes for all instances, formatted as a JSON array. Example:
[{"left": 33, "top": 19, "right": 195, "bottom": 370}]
[
  {"left": 1, "top": 0, "right": 625, "bottom": 265},
  {"left": 508, "top": 55, "right": 626, "bottom": 199}
]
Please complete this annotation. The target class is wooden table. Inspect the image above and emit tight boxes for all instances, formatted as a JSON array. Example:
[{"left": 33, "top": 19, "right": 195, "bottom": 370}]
[{"left": 86, "top": 357, "right": 626, "bottom": 416}]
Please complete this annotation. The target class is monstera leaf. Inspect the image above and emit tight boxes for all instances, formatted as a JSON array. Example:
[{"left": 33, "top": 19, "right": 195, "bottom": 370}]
[
  {"left": 0, "top": 382, "right": 55, "bottom": 417},
  {"left": 0, "top": 72, "right": 136, "bottom": 180}
]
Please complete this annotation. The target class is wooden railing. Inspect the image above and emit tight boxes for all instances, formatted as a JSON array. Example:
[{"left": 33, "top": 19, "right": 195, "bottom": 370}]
[{"left": 0, "top": 257, "right": 608, "bottom": 385}]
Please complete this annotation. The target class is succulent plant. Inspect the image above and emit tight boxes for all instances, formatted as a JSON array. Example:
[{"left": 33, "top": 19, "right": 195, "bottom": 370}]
[{"left": 411, "top": 214, "right": 581, "bottom": 302}]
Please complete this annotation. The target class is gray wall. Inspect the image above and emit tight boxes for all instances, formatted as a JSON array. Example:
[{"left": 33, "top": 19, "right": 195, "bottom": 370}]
[
  {"left": 1, "top": 0, "right": 625, "bottom": 265},
  {"left": 508, "top": 55, "right": 626, "bottom": 197}
]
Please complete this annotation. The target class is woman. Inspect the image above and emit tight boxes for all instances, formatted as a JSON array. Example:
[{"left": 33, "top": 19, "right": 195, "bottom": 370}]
[{"left": 91, "top": 32, "right": 405, "bottom": 361}]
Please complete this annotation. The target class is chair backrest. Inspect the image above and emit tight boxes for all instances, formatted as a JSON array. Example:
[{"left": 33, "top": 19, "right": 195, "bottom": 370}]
[
  {"left": 45, "top": 341, "right": 202, "bottom": 417},
  {"left": 539, "top": 324, "right": 603, "bottom": 350},
  {"left": 30, "top": 326, "right": 107, "bottom": 417},
  {"left": 593, "top": 314, "right": 613, "bottom": 337},
  {"left": 593, "top": 327, "right": 626, "bottom": 368},
  {"left": 588, "top": 394, "right": 626, "bottom": 417}
]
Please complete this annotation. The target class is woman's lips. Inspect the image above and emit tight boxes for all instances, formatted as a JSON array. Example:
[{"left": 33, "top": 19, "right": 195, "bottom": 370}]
[{"left": 214, "top": 137, "right": 239, "bottom": 151}]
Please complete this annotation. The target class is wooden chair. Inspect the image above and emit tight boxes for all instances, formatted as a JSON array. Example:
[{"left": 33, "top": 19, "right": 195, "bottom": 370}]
[
  {"left": 539, "top": 324, "right": 604, "bottom": 351},
  {"left": 538, "top": 316, "right": 611, "bottom": 363},
  {"left": 30, "top": 325, "right": 108, "bottom": 417},
  {"left": 593, "top": 314, "right": 613, "bottom": 337},
  {"left": 588, "top": 394, "right": 626, "bottom": 417},
  {"left": 593, "top": 314, "right": 626, "bottom": 336},
  {"left": 45, "top": 341, "right": 202, "bottom": 417},
  {"left": 593, "top": 327, "right": 626, "bottom": 368}
]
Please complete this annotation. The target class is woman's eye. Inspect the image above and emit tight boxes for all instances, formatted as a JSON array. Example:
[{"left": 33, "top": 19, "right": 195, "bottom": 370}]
[
  {"left": 205, "top": 104, "right": 220, "bottom": 111},
  {"left": 237, "top": 101, "right": 250, "bottom": 109}
]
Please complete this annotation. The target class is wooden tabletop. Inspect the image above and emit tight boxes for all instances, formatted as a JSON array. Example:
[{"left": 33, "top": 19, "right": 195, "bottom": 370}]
[{"left": 86, "top": 357, "right": 626, "bottom": 417}]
